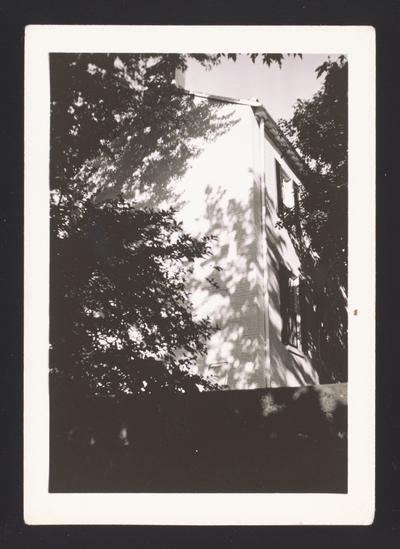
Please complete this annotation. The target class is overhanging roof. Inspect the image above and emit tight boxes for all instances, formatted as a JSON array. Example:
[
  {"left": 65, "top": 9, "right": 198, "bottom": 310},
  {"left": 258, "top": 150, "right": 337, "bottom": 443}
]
[{"left": 180, "top": 88, "right": 307, "bottom": 179}]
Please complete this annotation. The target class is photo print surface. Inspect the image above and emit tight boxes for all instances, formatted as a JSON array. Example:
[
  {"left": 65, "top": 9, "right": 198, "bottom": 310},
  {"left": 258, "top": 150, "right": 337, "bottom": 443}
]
[
  {"left": 48, "top": 51, "right": 348, "bottom": 493},
  {"left": 24, "top": 25, "right": 375, "bottom": 525}
]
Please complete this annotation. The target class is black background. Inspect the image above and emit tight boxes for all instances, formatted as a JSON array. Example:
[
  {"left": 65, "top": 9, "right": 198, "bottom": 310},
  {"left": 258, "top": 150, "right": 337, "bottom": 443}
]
[{"left": 1, "top": 0, "right": 397, "bottom": 547}]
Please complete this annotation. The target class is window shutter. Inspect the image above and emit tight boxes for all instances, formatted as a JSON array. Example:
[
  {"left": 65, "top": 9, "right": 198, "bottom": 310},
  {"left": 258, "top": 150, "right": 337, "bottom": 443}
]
[
  {"left": 299, "top": 279, "right": 309, "bottom": 354},
  {"left": 275, "top": 160, "right": 283, "bottom": 215},
  {"left": 279, "top": 264, "right": 289, "bottom": 344},
  {"left": 293, "top": 183, "right": 301, "bottom": 236}
]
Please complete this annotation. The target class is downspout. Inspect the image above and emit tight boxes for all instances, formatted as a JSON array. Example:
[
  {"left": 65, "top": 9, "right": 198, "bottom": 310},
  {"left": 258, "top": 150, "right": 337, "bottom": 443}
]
[{"left": 258, "top": 116, "right": 271, "bottom": 387}]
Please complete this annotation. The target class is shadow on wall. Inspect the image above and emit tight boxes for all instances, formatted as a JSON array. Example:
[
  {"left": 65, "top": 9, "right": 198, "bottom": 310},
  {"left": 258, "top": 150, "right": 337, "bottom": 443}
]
[
  {"left": 188, "top": 181, "right": 266, "bottom": 390},
  {"left": 187, "top": 169, "right": 320, "bottom": 389},
  {"left": 264, "top": 185, "right": 347, "bottom": 385},
  {"left": 90, "top": 96, "right": 239, "bottom": 211},
  {"left": 264, "top": 191, "right": 320, "bottom": 387}
]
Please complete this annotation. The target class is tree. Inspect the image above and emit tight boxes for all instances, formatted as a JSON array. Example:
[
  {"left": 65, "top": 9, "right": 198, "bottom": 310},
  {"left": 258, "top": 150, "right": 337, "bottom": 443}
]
[
  {"left": 280, "top": 56, "right": 348, "bottom": 382},
  {"left": 50, "top": 54, "right": 235, "bottom": 217},
  {"left": 49, "top": 52, "right": 305, "bottom": 395},
  {"left": 49, "top": 53, "right": 237, "bottom": 396},
  {"left": 50, "top": 199, "right": 221, "bottom": 396}
]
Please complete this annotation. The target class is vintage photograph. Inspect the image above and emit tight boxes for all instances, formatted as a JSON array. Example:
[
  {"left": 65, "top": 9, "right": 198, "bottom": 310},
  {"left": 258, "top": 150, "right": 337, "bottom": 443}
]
[
  {"left": 24, "top": 25, "right": 375, "bottom": 525},
  {"left": 48, "top": 52, "right": 348, "bottom": 492}
]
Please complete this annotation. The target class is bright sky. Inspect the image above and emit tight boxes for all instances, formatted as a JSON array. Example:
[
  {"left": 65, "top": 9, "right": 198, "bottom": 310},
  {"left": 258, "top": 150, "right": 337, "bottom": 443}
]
[{"left": 185, "top": 54, "right": 339, "bottom": 122}]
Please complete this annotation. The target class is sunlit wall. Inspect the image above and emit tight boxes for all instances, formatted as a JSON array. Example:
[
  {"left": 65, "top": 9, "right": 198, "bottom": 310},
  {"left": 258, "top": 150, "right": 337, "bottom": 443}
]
[{"left": 174, "top": 98, "right": 319, "bottom": 389}]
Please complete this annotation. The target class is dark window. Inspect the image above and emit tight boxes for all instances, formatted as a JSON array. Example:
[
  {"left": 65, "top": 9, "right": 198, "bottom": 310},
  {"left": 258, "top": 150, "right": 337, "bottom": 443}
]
[
  {"left": 299, "top": 278, "right": 309, "bottom": 354},
  {"left": 275, "top": 160, "right": 284, "bottom": 215},
  {"left": 293, "top": 183, "right": 301, "bottom": 236},
  {"left": 279, "top": 265, "right": 300, "bottom": 348},
  {"left": 275, "top": 160, "right": 300, "bottom": 235}
]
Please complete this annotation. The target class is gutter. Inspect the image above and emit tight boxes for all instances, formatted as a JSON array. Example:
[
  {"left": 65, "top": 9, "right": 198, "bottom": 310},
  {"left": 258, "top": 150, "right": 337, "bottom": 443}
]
[
  {"left": 178, "top": 87, "right": 307, "bottom": 179},
  {"left": 252, "top": 103, "right": 306, "bottom": 178},
  {"left": 258, "top": 117, "right": 271, "bottom": 387}
]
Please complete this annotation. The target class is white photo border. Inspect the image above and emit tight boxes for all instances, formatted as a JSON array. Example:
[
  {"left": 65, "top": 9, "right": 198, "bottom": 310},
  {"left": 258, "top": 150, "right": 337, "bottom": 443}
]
[{"left": 24, "top": 25, "right": 375, "bottom": 525}]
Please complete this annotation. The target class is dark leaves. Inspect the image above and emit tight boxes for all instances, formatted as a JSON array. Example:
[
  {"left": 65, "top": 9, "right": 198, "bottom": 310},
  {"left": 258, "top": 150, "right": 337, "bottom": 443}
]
[
  {"left": 280, "top": 56, "right": 348, "bottom": 382},
  {"left": 51, "top": 198, "right": 219, "bottom": 396},
  {"left": 49, "top": 53, "right": 230, "bottom": 397}
]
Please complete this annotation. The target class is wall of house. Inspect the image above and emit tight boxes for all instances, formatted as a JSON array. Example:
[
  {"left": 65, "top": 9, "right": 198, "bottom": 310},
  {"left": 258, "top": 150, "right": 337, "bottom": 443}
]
[
  {"left": 263, "top": 133, "right": 320, "bottom": 387},
  {"left": 173, "top": 101, "right": 267, "bottom": 389},
  {"left": 174, "top": 100, "right": 320, "bottom": 389},
  {"left": 97, "top": 92, "right": 320, "bottom": 390}
]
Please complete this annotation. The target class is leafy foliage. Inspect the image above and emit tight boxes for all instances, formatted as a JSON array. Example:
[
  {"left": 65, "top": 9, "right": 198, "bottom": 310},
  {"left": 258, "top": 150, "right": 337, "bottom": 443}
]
[
  {"left": 49, "top": 51, "right": 321, "bottom": 394},
  {"left": 190, "top": 53, "right": 301, "bottom": 68},
  {"left": 280, "top": 56, "right": 348, "bottom": 381},
  {"left": 51, "top": 199, "right": 219, "bottom": 395},
  {"left": 50, "top": 54, "right": 234, "bottom": 214},
  {"left": 49, "top": 53, "right": 235, "bottom": 396}
]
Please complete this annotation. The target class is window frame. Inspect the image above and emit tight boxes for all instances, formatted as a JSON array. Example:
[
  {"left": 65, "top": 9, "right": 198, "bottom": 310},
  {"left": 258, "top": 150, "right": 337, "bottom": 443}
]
[
  {"left": 275, "top": 159, "right": 301, "bottom": 236},
  {"left": 279, "top": 264, "right": 302, "bottom": 351}
]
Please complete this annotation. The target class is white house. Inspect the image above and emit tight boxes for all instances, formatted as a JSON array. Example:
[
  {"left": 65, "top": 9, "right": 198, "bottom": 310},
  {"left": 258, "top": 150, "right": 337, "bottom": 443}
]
[{"left": 170, "top": 86, "right": 320, "bottom": 390}]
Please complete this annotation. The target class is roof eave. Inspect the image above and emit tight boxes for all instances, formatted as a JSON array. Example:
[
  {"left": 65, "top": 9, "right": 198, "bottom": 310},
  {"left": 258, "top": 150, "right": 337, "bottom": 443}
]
[
  {"left": 177, "top": 86, "right": 307, "bottom": 178},
  {"left": 252, "top": 105, "right": 306, "bottom": 177}
]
